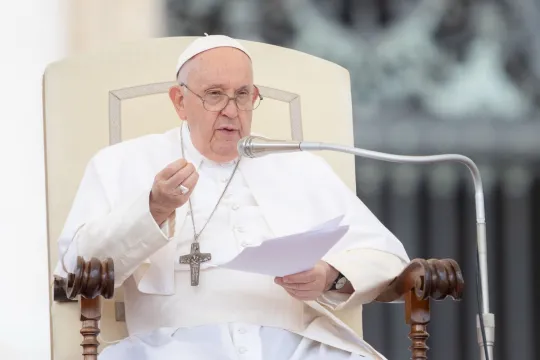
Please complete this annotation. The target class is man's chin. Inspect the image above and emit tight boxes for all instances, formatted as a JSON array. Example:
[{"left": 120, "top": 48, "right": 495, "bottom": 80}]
[{"left": 211, "top": 138, "right": 242, "bottom": 161}]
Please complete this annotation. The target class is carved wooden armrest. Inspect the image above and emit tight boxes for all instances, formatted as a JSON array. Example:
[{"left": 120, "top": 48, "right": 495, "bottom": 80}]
[
  {"left": 54, "top": 256, "right": 115, "bottom": 360},
  {"left": 375, "top": 258, "right": 465, "bottom": 360}
]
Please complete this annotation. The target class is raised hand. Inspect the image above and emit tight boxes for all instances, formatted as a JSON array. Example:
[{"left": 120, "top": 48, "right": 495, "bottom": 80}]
[{"left": 150, "top": 159, "right": 199, "bottom": 225}]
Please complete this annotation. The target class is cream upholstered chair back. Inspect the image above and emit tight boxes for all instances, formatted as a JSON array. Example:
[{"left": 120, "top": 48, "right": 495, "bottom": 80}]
[{"left": 44, "top": 36, "right": 357, "bottom": 360}]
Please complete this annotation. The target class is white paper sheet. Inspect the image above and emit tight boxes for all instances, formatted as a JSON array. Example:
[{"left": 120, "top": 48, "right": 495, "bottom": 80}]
[{"left": 221, "top": 216, "right": 349, "bottom": 277}]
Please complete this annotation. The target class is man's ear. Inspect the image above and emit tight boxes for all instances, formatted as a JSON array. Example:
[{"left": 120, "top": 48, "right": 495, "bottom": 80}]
[
  {"left": 252, "top": 86, "right": 260, "bottom": 103},
  {"left": 251, "top": 85, "right": 261, "bottom": 107},
  {"left": 169, "top": 85, "right": 187, "bottom": 120}
]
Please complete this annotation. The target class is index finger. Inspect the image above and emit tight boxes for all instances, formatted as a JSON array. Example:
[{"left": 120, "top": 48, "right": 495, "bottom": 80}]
[
  {"left": 156, "top": 159, "right": 188, "bottom": 181},
  {"left": 282, "top": 269, "right": 316, "bottom": 284}
]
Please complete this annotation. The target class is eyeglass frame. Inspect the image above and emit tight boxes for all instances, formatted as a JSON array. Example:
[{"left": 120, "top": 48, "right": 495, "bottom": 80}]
[{"left": 179, "top": 82, "right": 263, "bottom": 112}]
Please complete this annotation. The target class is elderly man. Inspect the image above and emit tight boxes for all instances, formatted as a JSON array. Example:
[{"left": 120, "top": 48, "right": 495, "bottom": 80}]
[{"left": 55, "top": 35, "right": 409, "bottom": 360}]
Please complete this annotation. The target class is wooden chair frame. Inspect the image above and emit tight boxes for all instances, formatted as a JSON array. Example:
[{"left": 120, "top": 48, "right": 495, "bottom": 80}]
[{"left": 54, "top": 256, "right": 464, "bottom": 360}]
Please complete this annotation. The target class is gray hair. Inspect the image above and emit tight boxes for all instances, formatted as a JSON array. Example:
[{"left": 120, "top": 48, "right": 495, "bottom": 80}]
[{"left": 177, "top": 58, "right": 196, "bottom": 85}]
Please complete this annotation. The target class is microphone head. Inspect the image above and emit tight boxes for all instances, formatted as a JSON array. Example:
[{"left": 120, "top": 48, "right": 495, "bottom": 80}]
[
  {"left": 237, "top": 135, "right": 301, "bottom": 158},
  {"left": 237, "top": 136, "right": 255, "bottom": 158}
]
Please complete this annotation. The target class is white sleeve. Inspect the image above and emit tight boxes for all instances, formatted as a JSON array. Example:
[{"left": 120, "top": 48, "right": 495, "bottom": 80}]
[
  {"left": 318, "top": 249, "right": 408, "bottom": 310},
  {"left": 53, "top": 159, "right": 171, "bottom": 288}
]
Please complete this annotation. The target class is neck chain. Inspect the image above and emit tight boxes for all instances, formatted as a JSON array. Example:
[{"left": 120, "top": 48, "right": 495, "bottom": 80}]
[{"left": 180, "top": 123, "right": 241, "bottom": 244}]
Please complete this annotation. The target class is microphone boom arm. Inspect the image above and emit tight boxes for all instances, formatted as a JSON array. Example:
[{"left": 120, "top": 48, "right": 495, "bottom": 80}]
[{"left": 302, "top": 142, "right": 494, "bottom": 360}]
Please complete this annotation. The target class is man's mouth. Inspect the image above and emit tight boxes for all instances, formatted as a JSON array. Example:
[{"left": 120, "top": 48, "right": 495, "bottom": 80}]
[{"left": 217, "top": 126, "right": 238, "bottom": 132}]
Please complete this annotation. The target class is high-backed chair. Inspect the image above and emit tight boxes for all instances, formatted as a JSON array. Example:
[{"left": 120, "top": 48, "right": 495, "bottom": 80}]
[{"left": 44, "top": 37, "right": 464, "bottom": 360}]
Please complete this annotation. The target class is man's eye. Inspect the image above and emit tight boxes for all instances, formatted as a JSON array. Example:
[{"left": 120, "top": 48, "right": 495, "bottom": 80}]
[{"left": 207, "top": 91, "right": 222, "bottom": 96}]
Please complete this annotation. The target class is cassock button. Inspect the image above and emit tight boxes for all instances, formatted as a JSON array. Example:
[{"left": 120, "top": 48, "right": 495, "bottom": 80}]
[
  {"left": 238, "top": 347, "right": 247, "bottom": 354},
  {"left": 235, "top": 226, "right": 245, "bottom": 233},
  {"left": 232, "top": 204, "right": 240, "bottom": 210},
  {"left": 221, "top": 177, "right": 229, "bottom": 183},
  {"left": 238, "top": 327, "right": 247, "bottom": 334}
]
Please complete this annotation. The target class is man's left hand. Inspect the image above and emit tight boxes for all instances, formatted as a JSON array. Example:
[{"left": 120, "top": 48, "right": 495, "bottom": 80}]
[{"left": 274, "top": 261, "right": 339, "bottom": 301}]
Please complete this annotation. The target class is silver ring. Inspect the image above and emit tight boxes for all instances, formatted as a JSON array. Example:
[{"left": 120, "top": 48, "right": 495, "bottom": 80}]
[{"left": 177, "top": 184, "right": 189, "bottom": 195}]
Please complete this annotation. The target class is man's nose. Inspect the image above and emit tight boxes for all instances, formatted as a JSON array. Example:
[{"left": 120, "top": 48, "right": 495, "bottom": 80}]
[{"left": 220, "top": 98, "right": 238, "bottom": 118}]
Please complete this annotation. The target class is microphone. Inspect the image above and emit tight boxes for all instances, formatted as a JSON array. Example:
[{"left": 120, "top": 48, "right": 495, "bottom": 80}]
[
  {"left": 238, "top": 135, "right": 495, "bottom": 360},
  {"left": 237, "top": 136, "right": 301, "bottom": 158}
]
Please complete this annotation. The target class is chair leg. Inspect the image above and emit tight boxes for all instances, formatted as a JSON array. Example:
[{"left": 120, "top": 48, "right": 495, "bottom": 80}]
[
  {"left": 406, "top": 290, "right": 430, "bottom": 360},
  {"left": 80, "top": 296, "right": 101, "bottom": 360}
]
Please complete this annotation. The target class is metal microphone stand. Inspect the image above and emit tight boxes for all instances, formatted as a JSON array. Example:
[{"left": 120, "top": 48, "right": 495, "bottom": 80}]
[{"left": 299, "top": 142, "right": 495, "bottom": 360}]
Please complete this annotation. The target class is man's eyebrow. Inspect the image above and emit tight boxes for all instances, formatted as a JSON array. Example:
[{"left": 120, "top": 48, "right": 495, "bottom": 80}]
[
  {"left": 203, "top": 83, "right": 226, "bottom": 90},
  {"left": 236, "top": 85, "right": 250, "bottom": 91},
  {"left": 203, "top": 84, "right": 251, "bottom": 91}
]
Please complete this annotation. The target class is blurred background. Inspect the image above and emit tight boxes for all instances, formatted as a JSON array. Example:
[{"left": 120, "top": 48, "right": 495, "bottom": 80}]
[{"left": 3, "top": 0, "right": 538, "bottom": 359}]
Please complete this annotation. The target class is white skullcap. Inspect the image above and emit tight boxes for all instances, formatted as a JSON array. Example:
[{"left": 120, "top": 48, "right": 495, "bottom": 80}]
[{"left": 175, "top": 33, "right": 251, "bottom": 76}]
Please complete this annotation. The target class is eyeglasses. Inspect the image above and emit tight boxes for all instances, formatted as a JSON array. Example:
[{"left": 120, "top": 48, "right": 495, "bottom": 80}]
[{"left": 180, "top": 82, "right": 263, "bottom": 112}]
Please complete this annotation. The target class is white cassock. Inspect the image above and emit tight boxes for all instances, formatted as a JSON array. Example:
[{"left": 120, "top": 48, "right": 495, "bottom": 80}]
[{"left": 54, "top": 122, "right": 410, "bottom": 360}]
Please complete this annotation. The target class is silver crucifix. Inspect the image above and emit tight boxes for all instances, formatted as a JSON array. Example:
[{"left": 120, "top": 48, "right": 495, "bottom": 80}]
[{"left": 179, "top": 243, "right": 211, "bottom": 286}]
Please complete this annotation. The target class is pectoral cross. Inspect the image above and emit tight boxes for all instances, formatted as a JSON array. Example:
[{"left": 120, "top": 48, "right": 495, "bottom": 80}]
[{"left": 179, "top": 243, "right": 211, "bottom": 286}]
